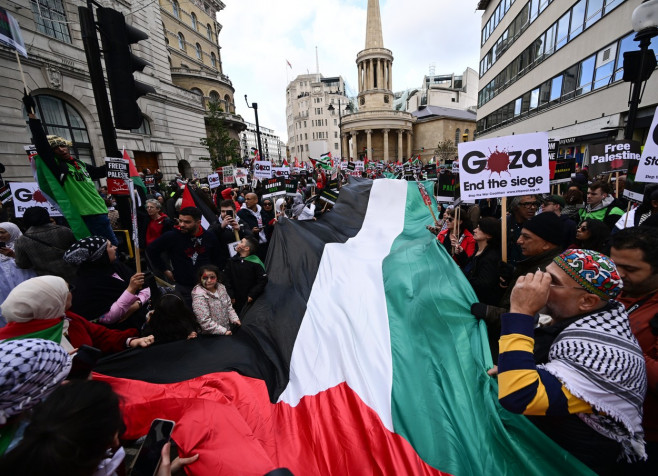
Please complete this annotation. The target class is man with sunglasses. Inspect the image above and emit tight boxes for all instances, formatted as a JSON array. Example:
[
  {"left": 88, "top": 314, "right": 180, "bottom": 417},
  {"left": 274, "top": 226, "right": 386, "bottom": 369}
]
[{"left": 497, "top": 250, "right": 647, "bottom": 473}]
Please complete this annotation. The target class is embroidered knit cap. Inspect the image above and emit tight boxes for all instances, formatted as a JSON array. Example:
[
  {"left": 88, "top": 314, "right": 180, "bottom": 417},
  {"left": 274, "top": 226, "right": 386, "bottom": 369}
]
[
  {"left": 522, "top": 211, "right": 565, "bottom": 247},
  {"left": 46, "top": 135, "right": 72, "bottom": 148},
  {"left": 63, "top": 235, "right": 108, "bottom": 265},
  {"left": 553, "top": 249, "right": 623, "bottom": 299}
]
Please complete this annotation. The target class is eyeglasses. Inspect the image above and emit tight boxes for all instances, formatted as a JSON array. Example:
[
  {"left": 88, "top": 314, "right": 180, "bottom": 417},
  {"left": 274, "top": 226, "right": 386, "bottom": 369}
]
[
  {"left": 263, "top": 202, "right": 273, "bottom": 206},
  {"left": 519, "top": 201, "right": 540, "bottom": 208},
  {"left": 445, "top": 217, "right": 454, "bottom": 222}
]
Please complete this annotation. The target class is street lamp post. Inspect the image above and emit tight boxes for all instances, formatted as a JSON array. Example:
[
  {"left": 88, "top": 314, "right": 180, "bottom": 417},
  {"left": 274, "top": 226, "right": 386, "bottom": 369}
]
[
  {"left": 244, "top": 95, "right": 264, "bottom": 162},
  {"left": 328, "top": 99, "right": 353, "bottom": 160},
  {"left": 623, "top": 0, "right": 658, "bottom": 140}
]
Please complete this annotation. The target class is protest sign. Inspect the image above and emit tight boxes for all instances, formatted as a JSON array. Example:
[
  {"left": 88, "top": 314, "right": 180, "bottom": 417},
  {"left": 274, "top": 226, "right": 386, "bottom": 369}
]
[
  {"left": 423, "top": 164, "right": 438, "bottom": 180},
  {"left": 635, "top": 110, "right": 658, "bottom": 183},
  {"left": 262, "top": 178, "right": 286, "bottom": 199},
  {"left": 354, "top": 161, "right": 364, "bottom": 172},
  {"left": 458, "top": 132, "right": 549, "bottom": 201},
  {"left": 285, "top": 179, "right": 299, "bottom": 196},
  {"left": 253, "top": 161, "right": 272, "bottom": 180},
  {"left": 207, "top": 173, "right": 220, "bottom": 189},
  {"left": 547, "top": 140, "right": 574, "bottom": 184},
  {"left": 0, "top": 184, "right": 11, "bottom": 204},
  {"left": 144, "top": 174, "right": 155, "bottom": 188},
  {"left": 340, "top": 161, "right": 348, "bottom": 170},
  {"left": 273, "top": 166, "right": 290, "bottom": 179},
  {"left": 0, "top": 8, "right": 27, "bottom": 57},
  {"left": 9, "top": 182, "right": 62, "bottom": 217},
  {"left": 587, "top": 140, "right": 640, "bottom": 177},
  {"left": 436, "top": 173, "right": 457, "bottom": 202},
  {"left": 347, "top": 162, "right": 356, "bottom": 171},
  {"left": 105, "top": 157, "right": 130, "bottom": 195},
  {"left": 222, "top": 166, "right": 235, "bottom": 184},
  {"left": 623, "top": 160, "right": 645, "bottom": 202},
  {"left": 234, "top": 168, "right": 249, "bottom": 187}
]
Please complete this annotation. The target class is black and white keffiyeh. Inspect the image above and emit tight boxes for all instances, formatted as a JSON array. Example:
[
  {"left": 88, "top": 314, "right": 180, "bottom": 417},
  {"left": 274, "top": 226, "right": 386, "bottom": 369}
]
[
  {"left": 0, "top": 338, "right": 72, "bottom": 424},
  {"left": 539, "top": 300, "right": 647, "bottom": 461},
  {"left": 63, "top": 235, "right": 108, "bottom": 265}
]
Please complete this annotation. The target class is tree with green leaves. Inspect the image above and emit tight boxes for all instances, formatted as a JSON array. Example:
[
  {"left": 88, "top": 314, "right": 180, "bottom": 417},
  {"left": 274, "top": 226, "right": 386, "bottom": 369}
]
[
  {"left": 201, "top": 101, "right": 241, "bottom": 169},
  {"left": 435, "top": 139, "right": 457, "bottom": 164}
]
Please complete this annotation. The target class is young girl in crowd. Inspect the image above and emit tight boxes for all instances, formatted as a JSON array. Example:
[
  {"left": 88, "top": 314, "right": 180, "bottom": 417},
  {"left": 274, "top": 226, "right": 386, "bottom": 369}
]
[
  {"left": 191, "top": 265, "right": 240, "bottom": 335},
  {"left": 144, "top": 293, "right": 201, "bottom": 343}
]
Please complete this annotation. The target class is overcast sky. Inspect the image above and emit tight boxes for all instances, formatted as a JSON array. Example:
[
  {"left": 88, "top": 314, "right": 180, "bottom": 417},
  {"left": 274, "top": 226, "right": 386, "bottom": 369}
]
[{"left": 219, "top": 1, "right": 484, "bottom": 141}]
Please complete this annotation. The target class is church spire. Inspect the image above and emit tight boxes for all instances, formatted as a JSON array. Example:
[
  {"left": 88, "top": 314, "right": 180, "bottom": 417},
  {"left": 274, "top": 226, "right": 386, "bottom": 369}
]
[{"left": 365, "top": 0, "right": 384, "bottom": 49}]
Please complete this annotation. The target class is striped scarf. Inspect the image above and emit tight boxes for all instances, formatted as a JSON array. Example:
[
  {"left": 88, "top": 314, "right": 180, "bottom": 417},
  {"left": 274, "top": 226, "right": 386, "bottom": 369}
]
[{"left": 540, "top": 300, "right": 647, "bottom": 461}]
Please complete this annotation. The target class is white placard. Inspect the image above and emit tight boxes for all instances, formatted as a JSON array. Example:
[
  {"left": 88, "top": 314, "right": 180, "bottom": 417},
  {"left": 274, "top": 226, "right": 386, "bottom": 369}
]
[
  {"left": 354, "top": 160, "right": 365, "bottom": 172},
  {"left": 635, "top": 110, "right": 658, "bottom": 183},
  {"left": 207, "top": 173, "right": 220, "bottom": 189},
  {"left": 234, "top": 168, "right": 249, "bottom": 187},
  {"left": 221, "top": 166, "right": 235, "bottom": 184},
  {"left": 273, "top": 166, "right": 290, "bottom": 179},
  {"left": 9, "top": 182, "right": 62, "bottom": 217},
  {"left": 253, "top": 161, "right": 272, "bottom": 180},
  {"left": 458, "top": 132, "right": 549, "bottom": 201}
]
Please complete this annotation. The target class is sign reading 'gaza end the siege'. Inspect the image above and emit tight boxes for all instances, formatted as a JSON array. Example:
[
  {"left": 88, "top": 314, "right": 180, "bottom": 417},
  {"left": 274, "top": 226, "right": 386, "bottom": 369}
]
[
  {"left": 587, "top": 140, "right": 641, "bottom": 177},
  {"left": 458, "top": 132, "right": 549, "bottom": 201}
]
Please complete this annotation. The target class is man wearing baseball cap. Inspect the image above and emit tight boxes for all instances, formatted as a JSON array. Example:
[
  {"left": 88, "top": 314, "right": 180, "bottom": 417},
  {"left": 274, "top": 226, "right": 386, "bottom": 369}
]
[
  {"left": 497, "top": 250, "right": 647, "bottom": 473},
  {"left": 542, "top": 195, "right": 576, "bottom": 249}
]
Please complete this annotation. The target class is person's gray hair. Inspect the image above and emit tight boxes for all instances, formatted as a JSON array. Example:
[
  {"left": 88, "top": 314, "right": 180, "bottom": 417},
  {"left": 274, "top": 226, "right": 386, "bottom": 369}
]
[
  {"left": 145, "top": 199, "right": 161, "bottom": 210},
  {"left": 509, "top": 194, "right": 537, "bottom": 211}
]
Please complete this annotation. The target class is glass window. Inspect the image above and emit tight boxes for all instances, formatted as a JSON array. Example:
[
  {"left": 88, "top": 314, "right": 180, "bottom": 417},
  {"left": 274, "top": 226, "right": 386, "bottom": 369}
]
[
  {"left": 535, "top": 33, "right": 546, "bottom": 60},
  {"left": 530, "top": 87, "right": 540, "bottom": 109},
  {"left": 209, "top": 91, "right": 220, "bottom": 104},
  {"left": 604, "top": 0, "right": 623, "bottom": 14},
  {"left": 530, "top": 0, "right": 539, "bottom": 22},
  {"left": 539, "top": 79, "right": 551, "bottom": 106},
  {"left": 594, "top": 62, "right": 614, "bottom": 89},
  {"left": 556, "top": 12, "right": 570, "bottom": 51},
  {"left": 191, "top": 13, "right": 197, "bottom": 30},
  {"left": 521, "top": 91, "right": 531, "bottom": 114},
  {"left": 586, "top": 0, "right": 603, "bottom": 28},
  {"left": 207, "top": 24, "right": 213, "bottom": 42},
  {"left": 177, "top": 32, "right": 185, "bottom": 51},
  {"left": 570, "top": 0, "right": 586, "bottom": 40},
  {"left": 211, "top": 52, "right": 217, "bottom": 68},
  {"left": 26, "top": 95, "right": 94, "bottom": 165},
  {"left": 550, "top": 75, "right": 563, "bottom": 102},
  {"left": 30, "top": 0, "right": 71, "bottom": 43},
  {"left": 539, "top": 0, "right": 550, "bottom": 14},
  {"left": 561, "top": 64, "right": 579, "bottom": 100},
  {"left": 577, "top": 55, "right": 596, "bottom": 95},
  {"left": 172, "top": 0, "right": 180, "bottom": 19},
  {"left": 196, "top": 43, "right": 202, "bottom": 60},
  {"left": 131, "top": 116, "right": 152, "bottom": 135},
  {"left": 455, "top": 128, "right": 461, "bottom": 146},
  {"left": 514, "top": 97, "right": 522, "bottom": 116},
  {"left": 615, "top": 33, "right": 637, "bottom": 81},
  {"left": 545, "top": 23, "right": 557, "bottom": 56}
]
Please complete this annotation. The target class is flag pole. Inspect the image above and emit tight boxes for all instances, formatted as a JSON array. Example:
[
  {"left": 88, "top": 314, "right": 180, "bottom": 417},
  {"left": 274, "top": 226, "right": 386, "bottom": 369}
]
[
  {"left": 15, "top": 50, "right": 29, "bottom": 95},
  {"left": 501, "top": 198, "right": 508, "bottom": 263}
]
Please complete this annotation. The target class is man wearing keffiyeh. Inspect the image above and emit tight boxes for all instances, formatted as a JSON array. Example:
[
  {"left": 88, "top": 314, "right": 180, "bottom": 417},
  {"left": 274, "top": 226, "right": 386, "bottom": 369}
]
[{"left": 496, "top": 249, "right": 648, "bottom": 474}]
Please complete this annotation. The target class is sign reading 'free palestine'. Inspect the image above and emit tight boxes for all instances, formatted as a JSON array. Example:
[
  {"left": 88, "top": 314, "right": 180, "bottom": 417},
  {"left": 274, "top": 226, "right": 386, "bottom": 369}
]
[{"left": 457, "top": 132, "right": 550, "bottom": 201}]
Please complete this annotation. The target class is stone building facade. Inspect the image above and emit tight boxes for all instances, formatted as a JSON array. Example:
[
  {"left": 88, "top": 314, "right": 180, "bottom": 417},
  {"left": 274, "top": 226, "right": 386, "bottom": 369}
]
[{"left": 0, "top": 0, "right": 235, "bottom": 183}]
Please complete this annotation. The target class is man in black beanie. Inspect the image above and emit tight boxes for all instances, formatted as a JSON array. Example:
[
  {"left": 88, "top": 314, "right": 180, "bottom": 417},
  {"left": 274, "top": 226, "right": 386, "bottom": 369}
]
[{"left": 498, "top": 211, "right": 566, "bottom": 309}]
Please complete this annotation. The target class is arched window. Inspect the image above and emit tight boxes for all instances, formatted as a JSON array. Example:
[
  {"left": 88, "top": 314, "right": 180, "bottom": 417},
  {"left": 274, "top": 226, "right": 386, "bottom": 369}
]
[
  {"left": 172, "top": 0, "right": 180, "bottom": 19},
  {"left": 224, "top": 94, "right": 231, "bottom": 112},
  {"left": 209, "top": 91, "right": 220, "bottom": 105},
  {"left": 210, "top": 52, "right": 217, "bottom": 68},
  {"left": 206, "top": 24, "right": 213, "bottom": 41},
  {"left": 195, "top": 43, "right": 202, "bottom": 60},
  {"left": 463, "top": 129, "right": 470, "bottom": 142},
  {"left": 191, "top": 13, "right": 197, "bottom": 30},
  {"left": 177, "top": 32, "right": 185, "bottom": 51},
  {"left": 455, "top": 128, "right": 461, "bottom": 146},
  {"left": 190, "top": 88, "right": 203, "bottom": 96},
  {"left": 24, "top": 95, "right": 94, "bottom": 165}
]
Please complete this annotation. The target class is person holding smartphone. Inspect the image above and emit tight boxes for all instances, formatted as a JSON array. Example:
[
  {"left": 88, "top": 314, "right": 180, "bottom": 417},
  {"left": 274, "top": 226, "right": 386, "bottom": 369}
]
[{"left": 209, "top": 199, "right": 251, "bottom": 270}]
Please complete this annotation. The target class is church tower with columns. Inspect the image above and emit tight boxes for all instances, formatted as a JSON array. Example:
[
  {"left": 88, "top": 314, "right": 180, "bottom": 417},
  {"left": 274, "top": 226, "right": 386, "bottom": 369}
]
[{"left": 342, "top": 0, "right": 415, "bottom": 162}]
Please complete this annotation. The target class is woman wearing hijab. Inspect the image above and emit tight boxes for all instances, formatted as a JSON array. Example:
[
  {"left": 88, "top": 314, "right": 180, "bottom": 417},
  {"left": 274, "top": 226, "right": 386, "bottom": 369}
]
[
  {"left": 0, "top": 276, "right": 153, "bottom": 354},
  {"left": 0, "top": 338, "right": 72, "bottom": 456},
  {"left": 0, "top": 222, "right": 37, "bottom": 327},
  {"left": 63, "top": 236, "right": 150, "bottom": 329}
]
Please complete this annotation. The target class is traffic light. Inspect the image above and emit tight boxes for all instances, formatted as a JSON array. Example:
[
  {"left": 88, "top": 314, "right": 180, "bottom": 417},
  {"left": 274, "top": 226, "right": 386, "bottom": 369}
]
[{"left": 96, "top": 7, "right": 155, "bottom": 130}]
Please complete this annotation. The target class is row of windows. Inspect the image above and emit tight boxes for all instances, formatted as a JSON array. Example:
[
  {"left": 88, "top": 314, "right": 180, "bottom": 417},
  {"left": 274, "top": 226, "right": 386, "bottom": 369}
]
[
  {"left": 480, "top": 0, "right": 553, "bottom": 77},
  {"left": 312, "top": 119, "right": 327, "bottom": 127},
  {"left": 482, "top": 0, "right": 517, "bottom": 46},
  {"left": 476, "top": 32, "right": 658, "bottom": 134},
  {"left": 478, "top": 0, "right": 625, "bottom": 108},
  {"left": 31, "top": 0, "right": 71, "bottom": 43},
  {"left": 171, "top": 0, "right": 215, "bottom": 42},
  {"left": 172, "top": 32, "right": 217, "bottom": 67}
]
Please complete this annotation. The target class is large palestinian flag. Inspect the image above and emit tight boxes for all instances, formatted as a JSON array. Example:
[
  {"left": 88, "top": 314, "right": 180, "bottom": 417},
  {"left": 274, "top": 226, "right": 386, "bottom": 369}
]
[{"left": 95, "top": 179, "right": 593, "bottom": 475}]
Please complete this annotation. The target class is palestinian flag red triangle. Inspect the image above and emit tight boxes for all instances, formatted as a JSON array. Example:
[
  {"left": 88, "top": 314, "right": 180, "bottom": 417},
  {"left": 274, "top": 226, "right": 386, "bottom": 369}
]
[{"left": 95, "top": 179, "right": 592, "bottom": 475}]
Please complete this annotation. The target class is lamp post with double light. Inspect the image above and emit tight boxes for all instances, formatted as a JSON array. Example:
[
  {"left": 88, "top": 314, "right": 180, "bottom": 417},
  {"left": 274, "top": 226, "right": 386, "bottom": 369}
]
[
  {"left": 244, "top": 95, "right": 264, "bottom": 162},
  {"left": 327, "top": 99, "right": 353, "bottom": 160},
  {"left": 623, "top": 0, "right": 658, "bottom": 140}
]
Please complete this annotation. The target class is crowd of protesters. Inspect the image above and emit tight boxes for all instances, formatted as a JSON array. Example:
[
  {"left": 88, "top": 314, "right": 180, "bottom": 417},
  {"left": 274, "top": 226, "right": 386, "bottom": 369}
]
[{"left": 0, "top": 147, "right": 657, "bottom": 475}]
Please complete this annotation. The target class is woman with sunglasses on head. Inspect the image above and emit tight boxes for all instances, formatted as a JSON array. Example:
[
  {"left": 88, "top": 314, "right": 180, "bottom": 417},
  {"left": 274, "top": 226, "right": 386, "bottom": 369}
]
[{"left": 572, "top": 219, "right": 611, "bottom": 255}]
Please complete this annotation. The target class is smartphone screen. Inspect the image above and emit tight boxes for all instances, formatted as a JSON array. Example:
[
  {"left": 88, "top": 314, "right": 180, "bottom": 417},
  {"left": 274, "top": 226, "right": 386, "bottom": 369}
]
[{"left": 130, "top": 419, "right": 175, "bottom": 476}]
